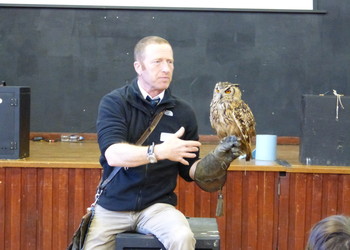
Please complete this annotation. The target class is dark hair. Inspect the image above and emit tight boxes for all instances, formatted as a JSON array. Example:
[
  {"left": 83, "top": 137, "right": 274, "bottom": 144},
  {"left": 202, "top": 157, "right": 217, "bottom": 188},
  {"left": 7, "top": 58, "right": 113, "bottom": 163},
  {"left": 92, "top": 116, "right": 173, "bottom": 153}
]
[
  {"left": 134, "top": 36, "right": 171, "bottom": 61},
  {"left": 306, "top": 215, "right": 350, "bottom": 250}
]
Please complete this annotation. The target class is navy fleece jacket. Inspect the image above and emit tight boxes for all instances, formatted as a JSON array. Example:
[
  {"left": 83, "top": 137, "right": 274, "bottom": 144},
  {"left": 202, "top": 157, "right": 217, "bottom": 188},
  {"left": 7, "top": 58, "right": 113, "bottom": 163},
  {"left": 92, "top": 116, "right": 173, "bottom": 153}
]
[{"left": 96, "top": 78, "right": 200, "bottom": 211}]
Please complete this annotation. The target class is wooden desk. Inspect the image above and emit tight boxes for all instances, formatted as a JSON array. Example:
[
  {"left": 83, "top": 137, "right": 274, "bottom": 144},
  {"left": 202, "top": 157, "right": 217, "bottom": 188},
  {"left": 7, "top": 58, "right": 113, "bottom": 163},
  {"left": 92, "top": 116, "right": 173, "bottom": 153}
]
[
  {"left": 1, "top": 141, "right": 350, "bottom": 250},
  {"left": 1, "top": 141, "right": 349, "bottom": 174},
  {"left": 0, "top": 141, "right": 100, "bottom": 168}
]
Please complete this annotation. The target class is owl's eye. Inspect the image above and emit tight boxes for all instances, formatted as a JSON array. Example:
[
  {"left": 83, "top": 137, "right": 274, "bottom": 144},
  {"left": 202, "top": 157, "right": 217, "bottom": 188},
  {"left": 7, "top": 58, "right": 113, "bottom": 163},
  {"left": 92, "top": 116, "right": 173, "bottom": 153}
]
[
  {"left": 215, "top": 89, "right": 220, "bottom": 93},
  {"left": 225, "top": 89, "right": 231, "bottom": 94}
]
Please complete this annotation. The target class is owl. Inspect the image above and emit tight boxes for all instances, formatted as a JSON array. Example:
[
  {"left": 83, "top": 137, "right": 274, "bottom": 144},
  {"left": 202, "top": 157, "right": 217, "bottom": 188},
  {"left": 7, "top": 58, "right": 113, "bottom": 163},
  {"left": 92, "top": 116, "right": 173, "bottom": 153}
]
[{"left": 210, "top": 82, "right": 256, "bottom": 161}]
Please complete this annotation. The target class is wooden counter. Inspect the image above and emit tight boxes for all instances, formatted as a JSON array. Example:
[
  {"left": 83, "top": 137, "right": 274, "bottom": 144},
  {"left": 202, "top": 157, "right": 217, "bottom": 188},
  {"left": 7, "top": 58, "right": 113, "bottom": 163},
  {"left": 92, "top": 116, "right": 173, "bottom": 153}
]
[
  {"left": 1, "top": 141, "right": 350, "bottom": 250},
  {"left": 1, "top": 141, "right": 350, "bottom": 174},
  {"left": 0, "top": 141, "right": 100, "bottom": 168}
]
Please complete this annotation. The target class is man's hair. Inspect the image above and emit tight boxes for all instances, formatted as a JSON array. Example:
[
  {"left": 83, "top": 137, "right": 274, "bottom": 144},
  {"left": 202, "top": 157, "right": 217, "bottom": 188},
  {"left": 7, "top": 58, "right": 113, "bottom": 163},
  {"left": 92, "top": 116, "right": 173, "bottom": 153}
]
[
  {"left": 134, "top": 36, "right": 171, "bottom": 61},
  {"left": 306, "top": 215, "right": 350, "bottom": 250}
]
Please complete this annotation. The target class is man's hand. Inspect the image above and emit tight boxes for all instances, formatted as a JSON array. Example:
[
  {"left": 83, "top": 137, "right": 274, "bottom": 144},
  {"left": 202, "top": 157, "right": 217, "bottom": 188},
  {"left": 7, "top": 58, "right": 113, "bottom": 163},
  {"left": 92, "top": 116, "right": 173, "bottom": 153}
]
[{"left": 155, "top": 127, "right": 201, "bottom": 165}]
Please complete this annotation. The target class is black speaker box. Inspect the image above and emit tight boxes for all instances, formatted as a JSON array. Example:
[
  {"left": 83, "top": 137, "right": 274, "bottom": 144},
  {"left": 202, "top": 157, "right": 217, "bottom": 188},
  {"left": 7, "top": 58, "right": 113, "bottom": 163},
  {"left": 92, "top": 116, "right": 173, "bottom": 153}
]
[
  {"left": 0, "top": 86, "right": 30, "bottom": 159},
  {"left": 300, "top": 94, "right": 350, "bottom": 166}
]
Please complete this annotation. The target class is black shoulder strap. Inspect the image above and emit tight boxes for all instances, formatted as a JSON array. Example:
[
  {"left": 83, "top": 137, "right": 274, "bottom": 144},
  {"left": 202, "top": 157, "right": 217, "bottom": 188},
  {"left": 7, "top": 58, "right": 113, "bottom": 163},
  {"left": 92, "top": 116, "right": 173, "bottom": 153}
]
[
  {"left": 137, "top": 111, "right": 165, "bottom": 146},
  {"left": 99, "top": 110, "right": 165, "bottom": 190}
]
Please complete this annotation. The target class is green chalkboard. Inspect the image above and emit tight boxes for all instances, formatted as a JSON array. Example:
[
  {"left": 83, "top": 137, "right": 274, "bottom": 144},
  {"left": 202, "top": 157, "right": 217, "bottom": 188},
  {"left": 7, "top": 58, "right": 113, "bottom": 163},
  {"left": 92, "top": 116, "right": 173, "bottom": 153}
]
[{"left": 0, "top": 1, "right": 349, "bottom": 136}]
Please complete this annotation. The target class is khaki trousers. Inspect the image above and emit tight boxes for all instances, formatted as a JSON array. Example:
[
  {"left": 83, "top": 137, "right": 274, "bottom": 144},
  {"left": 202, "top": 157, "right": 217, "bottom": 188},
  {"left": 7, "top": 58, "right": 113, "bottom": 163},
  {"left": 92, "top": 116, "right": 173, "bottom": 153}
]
[{"left": 84, "top": 203, "right": 196, "bottom": 250}]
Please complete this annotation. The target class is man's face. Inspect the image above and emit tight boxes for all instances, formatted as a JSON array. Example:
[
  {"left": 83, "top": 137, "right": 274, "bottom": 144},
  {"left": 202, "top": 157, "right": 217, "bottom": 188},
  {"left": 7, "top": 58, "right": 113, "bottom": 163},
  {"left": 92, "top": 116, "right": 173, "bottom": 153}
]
[{"left": 134, "top": 43, "right": 174, "bottom": 96}]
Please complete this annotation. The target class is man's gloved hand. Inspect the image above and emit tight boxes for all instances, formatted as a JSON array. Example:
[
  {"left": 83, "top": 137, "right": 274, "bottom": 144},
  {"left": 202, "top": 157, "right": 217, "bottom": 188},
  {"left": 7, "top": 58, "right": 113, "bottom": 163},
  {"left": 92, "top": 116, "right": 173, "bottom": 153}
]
[{"left": 194, "top": 136, "right": 241, "bottom": 192}]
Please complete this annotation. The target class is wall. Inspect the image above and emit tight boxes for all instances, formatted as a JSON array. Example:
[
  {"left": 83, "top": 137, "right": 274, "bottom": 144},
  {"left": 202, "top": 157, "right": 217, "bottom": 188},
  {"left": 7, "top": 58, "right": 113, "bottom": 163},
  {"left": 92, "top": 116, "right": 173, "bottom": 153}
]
[{"left": 0, "top": 0, "right": 350, "bottom": 136}]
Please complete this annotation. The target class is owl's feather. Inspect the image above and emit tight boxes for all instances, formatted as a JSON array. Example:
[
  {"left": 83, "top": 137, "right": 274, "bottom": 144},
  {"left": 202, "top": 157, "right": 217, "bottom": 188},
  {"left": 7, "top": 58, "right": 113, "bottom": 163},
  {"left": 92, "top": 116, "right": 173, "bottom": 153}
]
[{"left": 210, "top": 82, "right": 256, "bottom": 161}]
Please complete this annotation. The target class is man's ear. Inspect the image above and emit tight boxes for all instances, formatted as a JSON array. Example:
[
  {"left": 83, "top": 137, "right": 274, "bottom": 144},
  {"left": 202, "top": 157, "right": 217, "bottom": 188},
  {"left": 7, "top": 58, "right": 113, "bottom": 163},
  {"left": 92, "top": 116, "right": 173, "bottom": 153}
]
[{"left": 134, "top": 61, "right": 142, "bottom": 75}]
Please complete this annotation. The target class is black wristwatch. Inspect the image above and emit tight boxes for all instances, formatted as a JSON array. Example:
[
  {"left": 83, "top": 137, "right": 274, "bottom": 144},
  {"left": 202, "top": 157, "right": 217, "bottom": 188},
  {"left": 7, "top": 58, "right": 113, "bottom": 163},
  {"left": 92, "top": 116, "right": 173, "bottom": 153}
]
[{"left": 147, "top": 142, "right": 158, "bottom": 163}]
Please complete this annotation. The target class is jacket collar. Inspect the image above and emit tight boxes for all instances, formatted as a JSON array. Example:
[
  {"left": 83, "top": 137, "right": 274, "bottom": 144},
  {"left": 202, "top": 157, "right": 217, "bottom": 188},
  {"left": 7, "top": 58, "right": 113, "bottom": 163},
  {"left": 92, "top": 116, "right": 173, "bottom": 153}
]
[{"left": 126, "top": 78, "right": 176, "bottom": 112}]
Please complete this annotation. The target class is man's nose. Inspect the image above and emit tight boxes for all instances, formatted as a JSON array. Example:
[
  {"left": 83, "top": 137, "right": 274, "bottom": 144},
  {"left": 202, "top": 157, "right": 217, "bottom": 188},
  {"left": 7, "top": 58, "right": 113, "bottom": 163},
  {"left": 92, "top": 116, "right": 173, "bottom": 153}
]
[{"left": 161, "top": 61, "right": 171, "bottom": 72}]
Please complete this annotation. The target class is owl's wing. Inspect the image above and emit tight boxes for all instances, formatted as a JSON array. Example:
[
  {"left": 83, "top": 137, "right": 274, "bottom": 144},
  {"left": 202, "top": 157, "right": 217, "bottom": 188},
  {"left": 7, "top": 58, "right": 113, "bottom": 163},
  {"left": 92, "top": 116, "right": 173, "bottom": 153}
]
[
  {"left": 232, "top": 101, "right": 256, "bottom": 160},
  {"left": 231, "top": 101, "right": 254, "bottom": 139}
]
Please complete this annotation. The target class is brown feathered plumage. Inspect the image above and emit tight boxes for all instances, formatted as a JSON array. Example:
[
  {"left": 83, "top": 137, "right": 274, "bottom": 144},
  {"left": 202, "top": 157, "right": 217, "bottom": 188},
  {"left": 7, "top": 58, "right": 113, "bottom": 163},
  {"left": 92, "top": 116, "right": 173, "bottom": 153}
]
[{"left": 210, "top": 82, "right": 256, "bottom": 161}]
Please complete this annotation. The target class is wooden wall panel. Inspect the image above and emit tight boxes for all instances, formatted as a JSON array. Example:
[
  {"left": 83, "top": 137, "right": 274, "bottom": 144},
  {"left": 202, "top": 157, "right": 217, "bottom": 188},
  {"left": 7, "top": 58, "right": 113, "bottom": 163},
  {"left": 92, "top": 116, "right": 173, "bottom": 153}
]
[
  {"left": 0, "top": 168, "right": 102, "bottom": 250},
  {"left": 277, "top": 172, "right": 290, "bottom": 250},
  {"left": 0, "top": 168, "right": 5, "bottom": 250},
  {"left": 242, "top": 171, "right": 259, "bottom": 250},
  {"left": 20, "top": 168, "right": 38, "bottom": 250},
  {"left": 277, "top": 173, "right": 350, "bottom": 250},
  {"left": 285, "top": 173, "right": 305, "bottom": 250},
  {"left": 304, "top": 173, "right": 323, "bottom": 246},
  {"left": 52, "top": 169, "right": 68, "bottom": 249},
  {"left": 5, "top": 168, "right": 22, "bottom": 250},
  {"left": 257, "top": 172, "right": 277, "bottom": 250},
  {"left": 68, "top": 169, "right": 84, "bottom": 242},
  {"left": 322, "top": 175, "right": 339, "bottom": 215},
  {"left": 194, "top": 188, "right": 212, "bottom": 217},
  {"left": 178, "top": 177, "right": 196, "bottom": 216},
  {"left": 37, "top": 168, "right": 53, "bottom": 250},
  {"left": 338, "top": 175, "right": 350, "bottom": 214},
  {"left": 227, "top": 172, "right": 243, "bottom": 249},
  {"left": 176, "top": 171, "right": 279, "bottom": 250},
  {"left": 1, "top": 167, "right": 350, "bottom": 250}
]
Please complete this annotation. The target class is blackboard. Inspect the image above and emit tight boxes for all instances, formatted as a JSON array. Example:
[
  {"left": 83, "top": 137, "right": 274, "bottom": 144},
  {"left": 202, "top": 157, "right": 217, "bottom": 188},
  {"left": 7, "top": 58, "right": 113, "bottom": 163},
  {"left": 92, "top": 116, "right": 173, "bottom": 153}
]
[{"left": 0, "top": 0, "right": 349, "bottom": 136}]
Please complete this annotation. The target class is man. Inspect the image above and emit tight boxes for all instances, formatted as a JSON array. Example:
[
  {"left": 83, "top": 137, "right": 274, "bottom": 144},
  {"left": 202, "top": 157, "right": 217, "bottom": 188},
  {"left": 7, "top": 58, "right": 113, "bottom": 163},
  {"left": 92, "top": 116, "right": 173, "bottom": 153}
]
[{"left": 84, "top": 36, "right": 240, "bottom": 250}]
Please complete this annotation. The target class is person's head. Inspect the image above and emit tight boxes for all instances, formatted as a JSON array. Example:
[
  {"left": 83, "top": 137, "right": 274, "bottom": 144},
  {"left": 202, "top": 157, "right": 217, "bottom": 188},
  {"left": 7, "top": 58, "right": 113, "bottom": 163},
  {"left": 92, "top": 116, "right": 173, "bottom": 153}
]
[
  {"left": 306, "top": 215, "right": 350, "bottom": 250},
  {"left": 133, "top": 36, "right": 174, "bottom": 97}
]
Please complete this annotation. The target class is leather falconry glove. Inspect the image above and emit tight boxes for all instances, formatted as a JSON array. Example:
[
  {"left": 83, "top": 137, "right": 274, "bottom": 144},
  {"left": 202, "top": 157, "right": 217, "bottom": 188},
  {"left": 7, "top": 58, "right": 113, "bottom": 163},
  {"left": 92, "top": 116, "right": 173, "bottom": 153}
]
[{"left": 194, "top": 135, "right": 241, "bottom": 192}]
